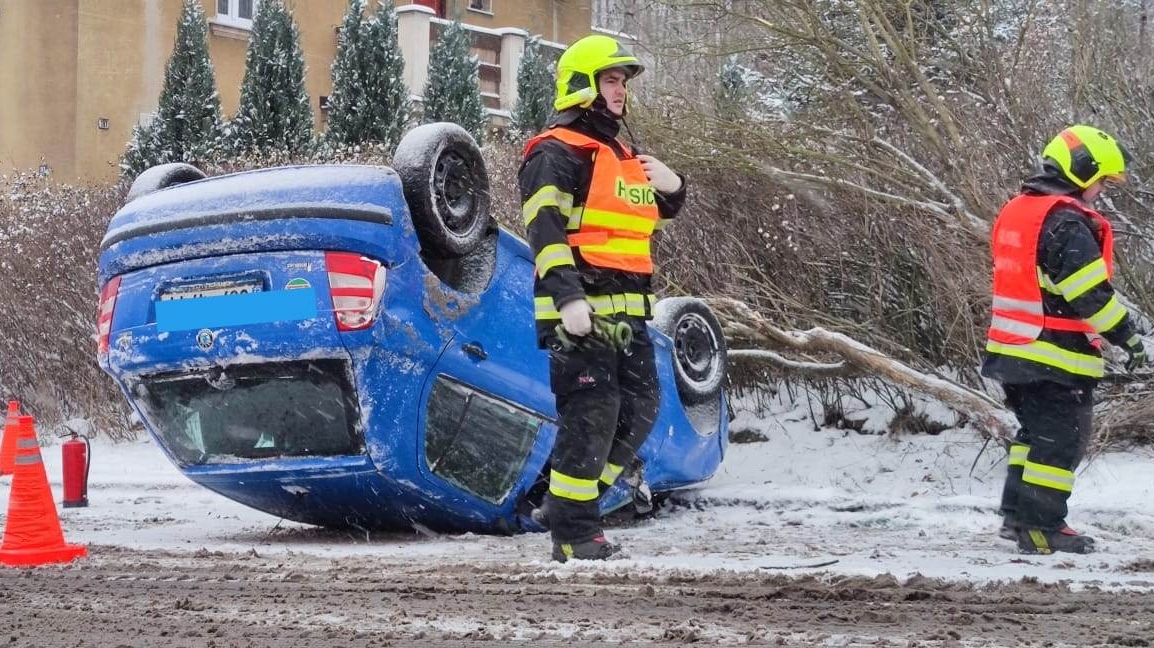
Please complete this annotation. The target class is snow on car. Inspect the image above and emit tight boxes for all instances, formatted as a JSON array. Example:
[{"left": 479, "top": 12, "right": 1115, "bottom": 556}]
[{"left": 96, "top": 123, "right": 729, "bottom": 534}]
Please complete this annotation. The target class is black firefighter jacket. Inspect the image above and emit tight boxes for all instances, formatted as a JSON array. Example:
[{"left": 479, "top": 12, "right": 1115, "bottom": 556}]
[{"left": 518, "top": 108, "right": 687, "bottom": 347}]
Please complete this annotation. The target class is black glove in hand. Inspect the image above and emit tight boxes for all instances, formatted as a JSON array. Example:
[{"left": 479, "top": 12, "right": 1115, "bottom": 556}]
[{"left": 1125, "top": 335, "right": 1147, "bottom": 372}]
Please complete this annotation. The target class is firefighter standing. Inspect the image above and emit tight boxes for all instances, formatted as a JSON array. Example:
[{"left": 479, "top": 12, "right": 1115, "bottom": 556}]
[
  {"left": 518, "top": 35, "right": 686, "bottom": 562},
  {"left": 983, "top": 125, "right": 1146, "bottom": 555}
]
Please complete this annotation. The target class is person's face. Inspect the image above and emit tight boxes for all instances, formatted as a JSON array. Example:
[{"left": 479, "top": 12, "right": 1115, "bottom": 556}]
[
  {"left": 598, "top": 68, "right": 629, "bottom": 117},
  {"left": 1083, "top": 174, "right": 1124, "bottom": 203}
]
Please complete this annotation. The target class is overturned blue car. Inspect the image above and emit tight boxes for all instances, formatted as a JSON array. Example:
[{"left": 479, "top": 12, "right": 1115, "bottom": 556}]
[{"left": 96, "top": 123, "right": 729, "bottom": 534}]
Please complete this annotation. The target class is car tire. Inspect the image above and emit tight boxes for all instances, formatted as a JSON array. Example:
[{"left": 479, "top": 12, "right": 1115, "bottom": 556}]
[
  {"left": 393, "top": 122, "right": 493, "bottom": 257},
  {"left": 653, "top": 297, "right": 728, "bottom": 406},
  {"left": 125, "top": 163, "right": 207, "bottom": 202}
]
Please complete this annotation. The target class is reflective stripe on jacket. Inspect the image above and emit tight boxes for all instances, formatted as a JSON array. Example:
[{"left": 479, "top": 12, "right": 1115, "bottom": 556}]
[
  {"left": 524, "top": 127, "right": 660, "bottom": 274},
  {"left": 986, "top": 194, "right": 1116, "bottom": 378}
]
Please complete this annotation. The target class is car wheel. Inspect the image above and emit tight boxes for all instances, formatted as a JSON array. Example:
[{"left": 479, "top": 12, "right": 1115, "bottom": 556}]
[
  {"left": 393, "top": 122, "right": 493, "bottom": 257},
  {"left": 125, "top": 163, "right": 207, "bottom": 202},
  {"left": 653, "top": 297, "right": 728, "bottom": 406}
]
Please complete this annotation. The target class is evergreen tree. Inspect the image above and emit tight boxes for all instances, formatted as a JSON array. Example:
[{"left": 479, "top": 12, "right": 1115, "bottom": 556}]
[
  {"left": 326, "top": 1, "right": 411, "bottom": 151},
  {"left": 229, "top": 0, "right": 314, "bottom": 155},
  {"left": 120, "top": 0, "right": 222, "bottom": 178},
  {"left": 358, "top": 1, "right": 411, "bottom": 151},
  {"left": 421, "top": 19, "right": 486, "bottom": 143},
  {"left": 511, "top": 36, "right": 553, "bottom": 137},
  {"left": 323, "top": 0, "right": 368, "bottom": 147},
  {"left": 120, "top": 120, "right": 161, "bottom": 179}
]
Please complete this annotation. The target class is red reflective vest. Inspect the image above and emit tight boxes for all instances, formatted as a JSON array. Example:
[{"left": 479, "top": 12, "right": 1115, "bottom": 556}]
[
  {"left": 524, "top": 128, "right": 660, "bottom": 274},
  {"left": 987, "top": 194, "right": 1114, "bottom": 345}
]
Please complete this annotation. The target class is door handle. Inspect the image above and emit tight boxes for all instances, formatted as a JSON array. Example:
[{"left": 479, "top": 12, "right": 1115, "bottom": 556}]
[{"left": 462, "top": 342, "right": 487, "bottom": 360}]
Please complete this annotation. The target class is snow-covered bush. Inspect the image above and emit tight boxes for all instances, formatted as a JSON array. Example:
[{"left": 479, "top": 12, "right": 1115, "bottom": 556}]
[{"left": 0, "top": 173, "right": 133, "bottom": 439}]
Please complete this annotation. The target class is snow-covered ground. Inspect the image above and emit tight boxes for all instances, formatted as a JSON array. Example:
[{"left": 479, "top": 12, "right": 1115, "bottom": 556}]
[{"left": 5, "top": 392, "right": 1154, "bottom": 591}]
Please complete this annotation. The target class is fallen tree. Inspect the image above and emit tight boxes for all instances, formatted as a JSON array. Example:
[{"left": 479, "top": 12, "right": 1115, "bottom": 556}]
[{"left": 706, "top": 297, "right": 1018, "bottom": 442}]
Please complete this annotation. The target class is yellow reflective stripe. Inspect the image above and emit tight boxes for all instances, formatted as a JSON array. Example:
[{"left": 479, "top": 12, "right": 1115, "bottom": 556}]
[
  {"left": 576, "top": 237, "right": 651, "bottom": 256},
  {"left": 549, "top": 469, "right": 600, "bottom": 501},
  {"left": 535, "top": 296, "right": 561, "bottom": 319},
  {"left": 523, "top": 185, "right": 573, "bottom": 227},
  {"left": 1085, "top": 295, "right": 1126, "bottom": 333},
  {"left": 586, "top": 293, "right": 651, "bottom": 316},
  {"left": 1028, "top": 529, "right": 1050, "bottom": 552},
  {"left": 535, "top": 243, "right": 575, "bottom": 278},
  {"left": 565, "top": 205, "right": 585, "bottom": 230},
  {"left": 986, "top": 339, "right": 1104, "bottom": 377},
  {"left": 1022, "top": 461, "right": 1075, "bottom": 492},
  {"left": 577, "top": 207, "right": 656, "bottom": 235},
  {"left": 1008, "top": 444, "right": 1030, "bottom": 467},
  {"left": 587, "top": 295, "right": 613, "bottom": 314},
  {"left": 1056, "top": 258, "right": 1108, "bottom": 301},
  {"left": 1038, "top": 267, "right": 1062, "bottom": 295},
  {"left": 536, "top": 293, "right": 655, "bottom": 321},
  {"left": 600, "top": 462, "right": 624, "bottom": 486}
]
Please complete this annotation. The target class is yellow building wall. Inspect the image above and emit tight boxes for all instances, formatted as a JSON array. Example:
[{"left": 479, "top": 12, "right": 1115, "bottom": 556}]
[
  {"left": 0, "top": 2, "right": 81, "bottom": 179},
  {"left": 74, "top": 0, "right": 185, "bottom": 181},
  {"left": 1, "top": 1, "right": 593, "bottom": 182}
]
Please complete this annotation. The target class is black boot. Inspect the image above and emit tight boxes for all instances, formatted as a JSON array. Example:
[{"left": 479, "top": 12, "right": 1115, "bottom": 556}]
[
  {"left": 1017, "top": 526, "right": 1096, "bottom": 554},
  {"left": 998, "top": 515, "right": 1018, "bottom": 541},
  {"left": 552, "top": 534, "right": 621, "bottom": 563}
]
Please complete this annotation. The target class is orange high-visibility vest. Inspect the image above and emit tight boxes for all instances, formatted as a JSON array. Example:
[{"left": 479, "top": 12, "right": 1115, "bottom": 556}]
[
  {"left": 525, "top": 127, "right": 660, "bottom": 274},
  {"left": 988, "top": 194, "right": 1114, "bottom": 344}
]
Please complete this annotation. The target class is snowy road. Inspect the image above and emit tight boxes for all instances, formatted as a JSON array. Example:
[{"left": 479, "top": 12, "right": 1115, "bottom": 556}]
[{"left": 3, "top": 407, "right": 1154, "bottom": 645}]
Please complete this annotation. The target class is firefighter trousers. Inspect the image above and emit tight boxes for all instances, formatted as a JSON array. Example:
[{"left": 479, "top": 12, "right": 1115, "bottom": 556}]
[
  {"left": 999, "top": 381, "right": 1093, "bottom": 530},
  {"left": 544, "top": 323, "right": 658, "bottom": 544}
]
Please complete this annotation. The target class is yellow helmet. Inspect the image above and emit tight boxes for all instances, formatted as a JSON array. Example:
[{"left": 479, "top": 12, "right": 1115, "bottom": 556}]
[
  {"left": 1041, "top": 125, "right": 1132, "bottom": 189},
  {"left": 554, "top": 34, "right": 644, "bottom": 112}
]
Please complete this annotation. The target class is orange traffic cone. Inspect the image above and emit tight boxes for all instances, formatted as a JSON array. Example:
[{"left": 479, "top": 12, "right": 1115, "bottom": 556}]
[
  {"left": 0, "top": 401, "right": 19, "bottom": 476},
  {"left": 0, "top": 416, "right": 87, "bottom": 567}
]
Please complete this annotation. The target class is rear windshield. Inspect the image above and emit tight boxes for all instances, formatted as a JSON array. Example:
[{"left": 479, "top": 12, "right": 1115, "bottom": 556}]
[{"left": 132, "top": 360, "right": 363, "bottom": 466}]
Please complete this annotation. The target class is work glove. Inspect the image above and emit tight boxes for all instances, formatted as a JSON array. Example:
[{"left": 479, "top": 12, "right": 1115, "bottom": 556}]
[
  {"left": 638, "top": 155, "right": 683, "bottom": 194},
  {"left": 1125, "top": 335, "right": 1147, "bottom": 372},
  {"left": 559, "top": 299, "right": 593, "bottom": 337}
]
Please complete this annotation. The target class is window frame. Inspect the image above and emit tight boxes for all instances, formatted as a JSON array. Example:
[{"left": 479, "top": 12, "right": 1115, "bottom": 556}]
[
  {"left": 467, "top": 0, "right": 493, "bottom": 14},
  {"left": 422, "top": 375, "right": 544, "bottom": 505},
  {"left": 215, "top": 0, "right": 258, "bottom": 30}
]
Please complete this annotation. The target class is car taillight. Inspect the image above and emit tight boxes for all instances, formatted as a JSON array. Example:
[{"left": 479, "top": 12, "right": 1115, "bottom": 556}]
[
  {"left": 325, "top": 252, "right": 386, "bottom": 332},
  {"left": 97, "top": 276, "right": 122, "bottom": 356}
]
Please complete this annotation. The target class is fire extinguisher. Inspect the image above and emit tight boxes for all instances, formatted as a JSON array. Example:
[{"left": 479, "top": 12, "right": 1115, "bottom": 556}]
[{"left": 61, "top": 431, "right": 90, "bottom": 508}]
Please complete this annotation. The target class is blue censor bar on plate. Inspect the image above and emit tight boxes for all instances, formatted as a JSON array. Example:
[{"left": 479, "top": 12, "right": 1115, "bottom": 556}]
[{"left": 156, "top": 288, "right": 318, "bottom": 333}]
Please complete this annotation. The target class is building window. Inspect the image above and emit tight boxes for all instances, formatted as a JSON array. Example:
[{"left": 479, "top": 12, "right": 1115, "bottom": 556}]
[
  {"left": 468, "top": 0, "right": 492, "bottom": 12},
  {"left": 216, "top": 0, "right": 257, "bottom": 29}
]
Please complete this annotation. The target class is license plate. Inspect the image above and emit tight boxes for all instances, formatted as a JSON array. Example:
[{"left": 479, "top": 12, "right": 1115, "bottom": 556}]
[{"left": 159, "top": 280, "right": 263, "bottom": 301}]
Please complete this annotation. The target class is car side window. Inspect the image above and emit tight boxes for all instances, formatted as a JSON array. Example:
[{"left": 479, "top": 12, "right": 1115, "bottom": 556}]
[{"left": 424, "top": 376, "right": 543, "bottom": 504}]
